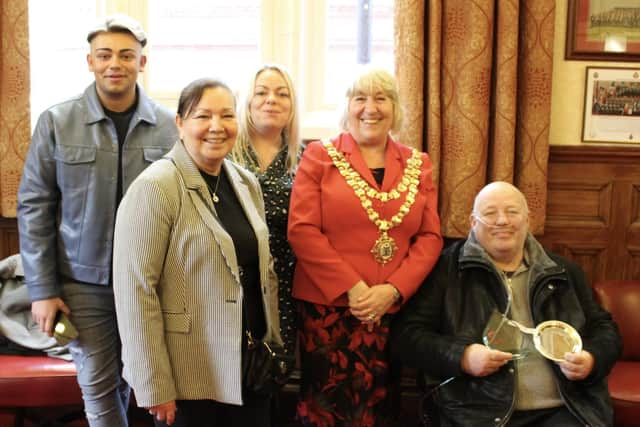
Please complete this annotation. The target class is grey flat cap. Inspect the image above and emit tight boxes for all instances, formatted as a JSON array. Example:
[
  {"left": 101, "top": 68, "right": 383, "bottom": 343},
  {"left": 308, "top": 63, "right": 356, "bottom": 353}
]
[{"left": 87, "top": 13, "right": 147, "bottom": 47}]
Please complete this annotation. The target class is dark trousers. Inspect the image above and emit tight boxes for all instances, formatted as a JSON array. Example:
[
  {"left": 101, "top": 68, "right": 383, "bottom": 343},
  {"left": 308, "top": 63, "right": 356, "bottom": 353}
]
[
  {"left": 508, "top": 406, "right": 582, "bottom": 427},
  {"left": 153, "top": 393, "right": 271, "bottom": 427}
]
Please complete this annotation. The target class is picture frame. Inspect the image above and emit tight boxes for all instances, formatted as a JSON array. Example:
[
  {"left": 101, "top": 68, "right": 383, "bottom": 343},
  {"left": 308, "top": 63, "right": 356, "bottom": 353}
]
[
  {"left": 582, "top": 67, "right": 640, "bottom": 144},
  {"left": 566, "top": 0, "right": 640, "bottom": 62}
]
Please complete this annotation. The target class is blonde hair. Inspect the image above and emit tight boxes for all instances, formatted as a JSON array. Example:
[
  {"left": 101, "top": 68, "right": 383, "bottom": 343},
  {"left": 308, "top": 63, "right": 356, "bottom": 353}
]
[
  {"left": 232, "top": 64, "right": 301, "bottom": 174},
  {"left": 338, "top": 68, "right": 403, "bottom": 135}
]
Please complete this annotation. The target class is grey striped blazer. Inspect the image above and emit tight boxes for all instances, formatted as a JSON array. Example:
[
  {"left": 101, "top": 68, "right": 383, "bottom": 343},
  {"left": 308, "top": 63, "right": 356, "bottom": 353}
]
[{"left": 113, "top": 141, "right": 281, "bottom": 408}]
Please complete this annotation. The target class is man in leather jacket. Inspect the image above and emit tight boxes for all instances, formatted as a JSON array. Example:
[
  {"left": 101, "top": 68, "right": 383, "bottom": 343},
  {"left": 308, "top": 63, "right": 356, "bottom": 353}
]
[
  {"left": 391, "top": 181, "right": 621, "bottom": 427},
  {"left": 17, "top": 14, "right": 177, "bottom": 427}
]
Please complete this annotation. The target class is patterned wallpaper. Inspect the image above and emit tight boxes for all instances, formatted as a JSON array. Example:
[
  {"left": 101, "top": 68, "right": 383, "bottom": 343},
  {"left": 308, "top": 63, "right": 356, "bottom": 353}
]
[{"left": 0, "top": 0, "right": 30, "bottom": 218}]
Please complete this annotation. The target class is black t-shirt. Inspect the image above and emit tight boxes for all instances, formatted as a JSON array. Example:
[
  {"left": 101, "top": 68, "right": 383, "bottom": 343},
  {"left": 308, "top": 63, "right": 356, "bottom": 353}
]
[{"left": 104, "top": 100, "right": 137, "bottom": 206}]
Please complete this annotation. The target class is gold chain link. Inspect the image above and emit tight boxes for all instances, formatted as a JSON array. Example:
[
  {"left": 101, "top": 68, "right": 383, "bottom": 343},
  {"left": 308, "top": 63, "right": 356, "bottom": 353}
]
[{"left": 323, "top": 141, "right": 422, "bottom": 263}]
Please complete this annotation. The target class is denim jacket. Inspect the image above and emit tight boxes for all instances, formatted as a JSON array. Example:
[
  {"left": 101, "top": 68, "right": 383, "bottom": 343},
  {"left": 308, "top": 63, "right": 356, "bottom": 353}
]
[{"left": 18, "top": 83, "right": 178, "bottom": 301}]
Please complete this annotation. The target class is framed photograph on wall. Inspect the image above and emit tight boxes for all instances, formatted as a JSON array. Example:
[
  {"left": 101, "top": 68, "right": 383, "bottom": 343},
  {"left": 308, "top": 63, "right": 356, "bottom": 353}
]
[
  {"left": 583, "top": 67, "right": 640, "bottom": 144},
  {"left": 566, "top": 0, "right": 640, "bottom": 62}
]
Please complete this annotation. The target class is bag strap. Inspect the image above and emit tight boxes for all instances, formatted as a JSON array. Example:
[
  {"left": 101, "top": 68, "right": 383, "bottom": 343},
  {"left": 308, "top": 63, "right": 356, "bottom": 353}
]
[{"left": 239, "top": 267, "right": 258, "bottom": 347}]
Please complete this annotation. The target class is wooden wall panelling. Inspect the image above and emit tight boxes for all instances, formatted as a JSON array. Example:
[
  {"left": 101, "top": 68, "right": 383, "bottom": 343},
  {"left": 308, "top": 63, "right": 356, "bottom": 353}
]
[
  {"left": 541, "top": 174, "right": 612, "bottom": 283},
  {"left": 627, "top": 184, "right": 640, "bottom": 278},
  {"left": 539, "top": 145, "right": 640, "bottom": 283},
  {"left": 0, "top": 217, "right": 19, "bottom": 260},
  {"left": 628, "top": 248, "right": 640, "bottom": 281},
  {"left": 546, "top": 181, "right": 611, "bottom": 229},
  {"left": 610, "top": 181, "right": 635, "bottom": 279},
  {"left": 565, "top": 245, "right": 607, "bottom": 285}
]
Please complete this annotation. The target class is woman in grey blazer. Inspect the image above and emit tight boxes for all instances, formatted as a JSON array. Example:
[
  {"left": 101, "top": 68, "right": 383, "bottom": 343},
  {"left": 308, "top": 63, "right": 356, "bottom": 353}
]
[{"left": 113, "top": 78, "right": 281, "bottom": 427}]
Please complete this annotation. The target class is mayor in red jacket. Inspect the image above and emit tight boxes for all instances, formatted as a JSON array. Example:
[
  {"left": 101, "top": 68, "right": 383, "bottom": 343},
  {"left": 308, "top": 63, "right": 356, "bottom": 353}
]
[{"left": 287, "top": 68, "right": 443, "bottom": 426}]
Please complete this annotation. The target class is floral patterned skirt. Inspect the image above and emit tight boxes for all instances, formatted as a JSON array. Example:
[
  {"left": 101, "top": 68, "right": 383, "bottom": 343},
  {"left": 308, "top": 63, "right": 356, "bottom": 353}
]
[{"left": 295, "top": 301, "right": 400, "bottom": 427}]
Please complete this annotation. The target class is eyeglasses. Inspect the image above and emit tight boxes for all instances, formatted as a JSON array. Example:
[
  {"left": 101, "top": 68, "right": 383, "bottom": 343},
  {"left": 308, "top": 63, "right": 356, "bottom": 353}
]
[{"left": 473, "top": 209, "right": 524, "bottom": 226}]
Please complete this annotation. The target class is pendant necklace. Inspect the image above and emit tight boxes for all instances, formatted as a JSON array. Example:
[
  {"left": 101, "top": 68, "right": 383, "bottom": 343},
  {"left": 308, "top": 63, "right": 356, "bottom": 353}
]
[{"left": 208, "top": 174, "right": 221, "bottom": 203}]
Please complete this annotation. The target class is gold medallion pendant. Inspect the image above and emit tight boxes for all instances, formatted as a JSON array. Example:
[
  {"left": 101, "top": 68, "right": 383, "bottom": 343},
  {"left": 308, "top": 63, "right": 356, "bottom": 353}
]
[{"left": 371, "top": 231, "right": 398, "bottom": 264}]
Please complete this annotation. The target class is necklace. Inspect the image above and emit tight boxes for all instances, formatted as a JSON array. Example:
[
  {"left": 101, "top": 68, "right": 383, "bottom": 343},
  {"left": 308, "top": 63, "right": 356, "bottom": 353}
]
[
  {"left": 207, "top": 174, "right": 222, "bottom": 203},
  {"left": 323, "top": 141, "right": 422, "bottom": 264},
  {"left": 247, "top": 142, "right": 284, "bottom": 174}
]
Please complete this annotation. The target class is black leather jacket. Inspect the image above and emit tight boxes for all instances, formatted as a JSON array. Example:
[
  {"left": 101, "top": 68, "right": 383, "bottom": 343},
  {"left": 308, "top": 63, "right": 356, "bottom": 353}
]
[{"left": 391, "top": 235, "right": 621, "bottom": 427}]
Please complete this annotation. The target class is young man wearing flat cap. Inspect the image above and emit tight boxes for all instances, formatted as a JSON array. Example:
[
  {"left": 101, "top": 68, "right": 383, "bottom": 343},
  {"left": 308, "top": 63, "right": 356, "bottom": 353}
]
[{"left": 18, "top": 14, "right": 178, "bottom": 427}]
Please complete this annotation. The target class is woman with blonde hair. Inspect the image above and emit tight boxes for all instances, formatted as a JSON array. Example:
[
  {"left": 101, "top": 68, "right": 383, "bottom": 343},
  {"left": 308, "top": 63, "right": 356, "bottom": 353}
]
[
  {"left": 232, "top": 64, "right": 303, "bottom": 356},
  {"left": 288, "top": 68, "right": 443, "bottom": 426}
]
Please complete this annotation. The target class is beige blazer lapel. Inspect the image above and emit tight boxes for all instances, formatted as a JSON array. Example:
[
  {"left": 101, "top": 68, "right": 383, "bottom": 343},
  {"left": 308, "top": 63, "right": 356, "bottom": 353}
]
[{"left": 168, "top": 144, "right": 242, "bottom": 286}]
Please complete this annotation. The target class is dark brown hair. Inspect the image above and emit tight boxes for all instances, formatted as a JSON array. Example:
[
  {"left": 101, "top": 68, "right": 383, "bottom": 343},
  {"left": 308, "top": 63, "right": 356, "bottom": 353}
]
[{"left": 177, "top": 78, "right": 235, "bottom": 119}]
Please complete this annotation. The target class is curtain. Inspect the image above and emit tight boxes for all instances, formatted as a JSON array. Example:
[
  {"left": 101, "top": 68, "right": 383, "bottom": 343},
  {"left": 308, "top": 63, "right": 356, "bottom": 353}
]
[
  {"left": 0, "top": 0, "right": 30, "bottom": 218},
  {"left": 395, "top": 0, "right": 555, "bottom": 237}
]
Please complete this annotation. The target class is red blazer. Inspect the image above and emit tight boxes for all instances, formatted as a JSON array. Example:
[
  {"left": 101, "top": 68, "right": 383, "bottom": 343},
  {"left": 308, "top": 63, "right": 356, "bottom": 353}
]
[{"left": 288, "top": 133, "right": 443, "bottom": 311}]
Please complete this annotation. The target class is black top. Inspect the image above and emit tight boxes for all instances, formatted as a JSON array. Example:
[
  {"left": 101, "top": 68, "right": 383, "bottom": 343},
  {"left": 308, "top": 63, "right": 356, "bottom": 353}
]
[
  {"left": 104, "top": 98, "right": 137, "bottom": 206},
  {"left": 200, "top": 167, "right": 265, "bottom": 339},
  {"left": 370, "top": 167, "right": 385, "bottom": 187}
]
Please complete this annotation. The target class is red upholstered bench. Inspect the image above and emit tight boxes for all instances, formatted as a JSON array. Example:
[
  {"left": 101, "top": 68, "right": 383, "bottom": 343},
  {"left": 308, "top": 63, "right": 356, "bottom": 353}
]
[
  {"left": 593, "top": 280, "right": 640, "bottom": 427},
  {"left": 0, "top": 354, "right": 84, "bottom": 426}
]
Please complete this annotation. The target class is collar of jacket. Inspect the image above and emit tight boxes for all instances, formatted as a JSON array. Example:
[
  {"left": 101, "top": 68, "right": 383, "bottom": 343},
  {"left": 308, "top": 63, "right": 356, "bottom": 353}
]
[
  {"left": 331, "top": 132, "right": 410, "bottom": 191},
  {"left": 162, "top": 140, "right": 257, "bottom": 287},
  {"left": 83, "top": 82, "right": 159, "bottom": 126},
  {"left": 168, "top": 139, "right": 204, "bottom": 187},
  {"left": 165, "top": 140, "right": 246, "bottom": 204},
  {"left": 459, "top": 231, "right": 565, "bottom": 285}
]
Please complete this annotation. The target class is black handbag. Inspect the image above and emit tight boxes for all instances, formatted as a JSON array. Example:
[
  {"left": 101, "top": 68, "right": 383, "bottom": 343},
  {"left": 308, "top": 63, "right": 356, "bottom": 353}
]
[
  {"left": 238, "top": 264, "right": 295, "bottom": 395},
  {"left": 242, "top": 329, "right": 295, "bottom": 395}
]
